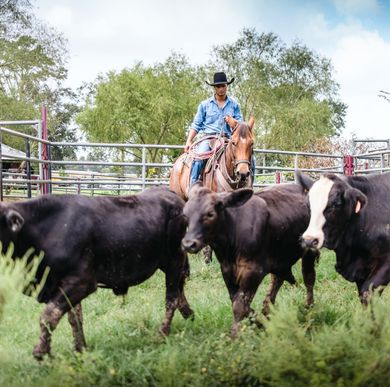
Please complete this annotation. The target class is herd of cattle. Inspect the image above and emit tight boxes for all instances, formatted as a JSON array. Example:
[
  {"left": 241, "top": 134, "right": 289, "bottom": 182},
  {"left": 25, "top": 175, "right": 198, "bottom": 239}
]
[{"left": 1, "top": 170, "right": 389, "bottom": 359}]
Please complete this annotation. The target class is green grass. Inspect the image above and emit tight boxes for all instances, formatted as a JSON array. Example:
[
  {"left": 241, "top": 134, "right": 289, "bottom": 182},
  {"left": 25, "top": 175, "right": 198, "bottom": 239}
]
[{"left": 1, "top": 250, "right": 390, "bottom": 386}]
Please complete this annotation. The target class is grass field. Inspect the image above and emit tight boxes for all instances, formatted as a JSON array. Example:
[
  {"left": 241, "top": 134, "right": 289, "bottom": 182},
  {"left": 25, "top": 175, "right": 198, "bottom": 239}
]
[{"left": 1, "top": 250, "right": 390, "bottom": 387}]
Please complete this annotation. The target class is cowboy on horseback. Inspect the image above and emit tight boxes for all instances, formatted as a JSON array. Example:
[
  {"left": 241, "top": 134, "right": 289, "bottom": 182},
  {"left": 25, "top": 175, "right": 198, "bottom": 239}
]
[{"left": 184, "top": 72, "right": 253, "bottom": 190}]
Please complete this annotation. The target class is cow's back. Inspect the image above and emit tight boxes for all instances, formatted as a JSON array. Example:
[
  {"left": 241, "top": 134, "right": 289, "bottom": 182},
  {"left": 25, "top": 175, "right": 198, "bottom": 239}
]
[{"left": 4, "top": 188, "right": 186, "bottom": 298}]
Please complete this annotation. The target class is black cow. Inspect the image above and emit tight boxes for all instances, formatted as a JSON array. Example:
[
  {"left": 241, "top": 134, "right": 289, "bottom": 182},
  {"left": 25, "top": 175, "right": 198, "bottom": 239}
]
[
  {"left": 182, "top": 184, "right": 318, "bottom": 336},
  {"left": 0, "top": 188, "right": 193, "bottom": 359},
  {"left": 297, "top": 170, "right": 390, "bottom": 305}
]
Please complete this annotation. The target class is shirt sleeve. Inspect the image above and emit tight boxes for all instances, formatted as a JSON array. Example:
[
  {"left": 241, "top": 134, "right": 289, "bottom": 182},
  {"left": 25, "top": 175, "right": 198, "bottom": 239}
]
[
  {"left": 191, "top": 102, "right": 206, "bottom": 133},
  {"left": 233, "top": 101, "right": 243, "bottom": 122}
]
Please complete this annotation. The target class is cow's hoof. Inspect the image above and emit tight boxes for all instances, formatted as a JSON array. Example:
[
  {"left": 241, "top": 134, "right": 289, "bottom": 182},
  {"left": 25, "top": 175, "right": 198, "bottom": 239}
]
[
  {"left": 250, "top": 315, "right": 265, "bottom": 329},
  {"left": 305, "top": 301, "right": 314, "bottom": 309},
  {"left": 159, "top": 326, "right": 170, "bottom": 337},
  {"left": 180, "top": 306, "right": 195, "bottom": 320},
  {"left": 32, "top": 346, "right": 50, "bottom": 361}
]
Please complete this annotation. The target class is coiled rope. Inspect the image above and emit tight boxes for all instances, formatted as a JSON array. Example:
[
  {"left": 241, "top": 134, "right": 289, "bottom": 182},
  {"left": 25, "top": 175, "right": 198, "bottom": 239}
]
[{"left": 188, "top": 135, "right": 226, "bottom": 160}]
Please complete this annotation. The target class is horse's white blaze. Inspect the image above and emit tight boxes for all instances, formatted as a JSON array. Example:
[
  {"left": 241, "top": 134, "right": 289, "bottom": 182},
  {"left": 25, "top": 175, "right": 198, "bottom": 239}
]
[{"left": 302, "top": 176, "right": 334, "bottom": 248}]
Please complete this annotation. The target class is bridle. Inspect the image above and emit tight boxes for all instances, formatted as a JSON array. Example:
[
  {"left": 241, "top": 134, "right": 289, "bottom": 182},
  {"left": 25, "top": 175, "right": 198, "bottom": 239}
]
[{"left": 229, "top": 122, "right": 253, "bottom": 176}]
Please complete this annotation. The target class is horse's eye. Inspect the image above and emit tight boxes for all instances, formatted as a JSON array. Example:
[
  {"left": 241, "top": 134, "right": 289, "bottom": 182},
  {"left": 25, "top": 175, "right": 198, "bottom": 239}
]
[{"left": 231, "top": 141, "right": 237, "bottom": 146}]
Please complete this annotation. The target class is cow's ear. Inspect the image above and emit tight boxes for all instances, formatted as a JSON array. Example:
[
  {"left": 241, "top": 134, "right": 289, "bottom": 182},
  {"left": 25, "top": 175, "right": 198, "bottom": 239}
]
[
  {"left": 295, "top": 170, "right": 314, "bottom": 194},
  {"left": 6, "top": 209, "right": 24, "bottom": 233},
  {"left": 220, "top": 188, "right": 253, "bottom": 209},
  {"left": 344, "top": 188, "right": 367, "bottom": 215}
]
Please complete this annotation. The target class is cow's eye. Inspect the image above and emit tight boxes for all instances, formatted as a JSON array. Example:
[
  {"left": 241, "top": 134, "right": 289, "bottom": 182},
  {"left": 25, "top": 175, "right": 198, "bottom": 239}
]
[
  {"left": 332, "top": 199, "right": 343, "bottom": 208},
  {"left": 205, "top": 211, "right": 215, "bottom": 219}
]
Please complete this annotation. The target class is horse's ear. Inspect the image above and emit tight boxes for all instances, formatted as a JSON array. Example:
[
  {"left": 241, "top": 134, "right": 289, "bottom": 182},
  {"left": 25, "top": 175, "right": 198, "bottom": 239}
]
[
  {"left": 248, "top": 117, "right": 255, "bottom": 131},
  {"left": 225, "top": 115, "right": 238, "bottom": 129}
]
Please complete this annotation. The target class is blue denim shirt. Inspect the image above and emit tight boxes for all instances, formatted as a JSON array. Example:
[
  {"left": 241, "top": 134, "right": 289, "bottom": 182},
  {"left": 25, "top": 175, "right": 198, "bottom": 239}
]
[{"left": 190, "top": 95, "right": 242, "bottom": 137}]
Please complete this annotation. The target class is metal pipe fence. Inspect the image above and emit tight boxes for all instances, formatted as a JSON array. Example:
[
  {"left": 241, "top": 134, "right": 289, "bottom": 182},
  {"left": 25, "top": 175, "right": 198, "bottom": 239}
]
[{"left": 1, "top": 122, "right": 389, "bottom": 200}]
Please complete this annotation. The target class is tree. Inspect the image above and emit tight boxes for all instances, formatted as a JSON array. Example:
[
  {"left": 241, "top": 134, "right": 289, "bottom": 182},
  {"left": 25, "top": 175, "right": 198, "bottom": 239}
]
[
  {"left": 379, "top": 90, "right": 390, "bottom": 103},
  {"left": 209, "top": 28, "right": 347, "bottom": 151},
  {"left": 77, "top": 53, "right": 206, "bottom": 165},
  {"left": 0, "top": 0, "right": 78, "bottom": 159}
]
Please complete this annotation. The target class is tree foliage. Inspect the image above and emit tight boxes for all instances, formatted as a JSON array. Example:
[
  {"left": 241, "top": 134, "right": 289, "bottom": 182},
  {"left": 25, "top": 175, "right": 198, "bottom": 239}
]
[
  {"left": 0, "top": 0, "right": 78, "bottom": 159},
  {"left": 77, "top": 54, "right": 206, "bottom": 162},
  {"left": 209, "top": 28, "right": 347, "bottom": 151}
]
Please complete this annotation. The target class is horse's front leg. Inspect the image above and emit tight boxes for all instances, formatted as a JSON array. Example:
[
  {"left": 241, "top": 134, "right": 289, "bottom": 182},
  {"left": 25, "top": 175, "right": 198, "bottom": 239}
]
[{"left": 203, "top": 245, "right": 212, "bottom": 264}]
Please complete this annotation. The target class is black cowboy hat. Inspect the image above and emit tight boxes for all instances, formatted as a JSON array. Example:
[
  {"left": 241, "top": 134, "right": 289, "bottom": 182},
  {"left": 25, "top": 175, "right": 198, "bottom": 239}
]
[{"left": 205, "top": 72, "right": 235, "bottom": 86}]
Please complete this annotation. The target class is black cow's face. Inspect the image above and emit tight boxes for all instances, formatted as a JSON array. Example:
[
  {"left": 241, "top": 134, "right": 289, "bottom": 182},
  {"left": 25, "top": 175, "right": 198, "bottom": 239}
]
[
  {"left": 182, "top": 186, "right": 253, "bottom": 254},
  {"left": 302, "top": 174, "right": 366, "bottom": 251}
]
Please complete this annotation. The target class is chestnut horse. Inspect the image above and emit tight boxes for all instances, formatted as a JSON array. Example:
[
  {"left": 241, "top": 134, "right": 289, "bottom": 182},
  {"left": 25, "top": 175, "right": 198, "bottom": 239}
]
[
  {"left": 169, "top": 116, "right": 255, "bottom": 263},
  {"left": 169, "top": 116, "right": 255, "bottom": 198}
]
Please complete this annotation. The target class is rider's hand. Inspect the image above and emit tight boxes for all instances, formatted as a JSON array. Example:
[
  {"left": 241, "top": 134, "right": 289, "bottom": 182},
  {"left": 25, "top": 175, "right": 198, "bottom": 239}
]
[
  {"left": 224, "top": 115, "right": 235, "bottom": 127},
  {"left": 184, "top": 141, "right": 191, "bottom": 153}
]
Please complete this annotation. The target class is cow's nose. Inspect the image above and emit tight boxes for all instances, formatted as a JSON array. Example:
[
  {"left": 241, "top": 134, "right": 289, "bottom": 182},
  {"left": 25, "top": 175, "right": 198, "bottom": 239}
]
[
  {"left": 301, "top": 236, "right": 319, "bottom": 250},
  {"left": 182, "top": 238, "right": 201, "bottom": 253}
]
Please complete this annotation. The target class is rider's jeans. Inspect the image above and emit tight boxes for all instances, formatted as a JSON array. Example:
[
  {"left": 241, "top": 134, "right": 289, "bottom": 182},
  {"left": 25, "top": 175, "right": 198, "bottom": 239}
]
[{"left": 190, "top": 140, "right": 211, "bottom": 185}]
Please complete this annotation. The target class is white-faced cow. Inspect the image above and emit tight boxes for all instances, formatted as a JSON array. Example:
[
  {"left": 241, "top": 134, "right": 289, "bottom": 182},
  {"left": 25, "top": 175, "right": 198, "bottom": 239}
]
[
  {"left": 0, "top": 188, "right": 193, "bottom": 359},
  {"left": 297, "top": 171, "right": 390, "bottom": 305},
  {"left": 181, "top": 184, "right": 319, "bottom": 336}
]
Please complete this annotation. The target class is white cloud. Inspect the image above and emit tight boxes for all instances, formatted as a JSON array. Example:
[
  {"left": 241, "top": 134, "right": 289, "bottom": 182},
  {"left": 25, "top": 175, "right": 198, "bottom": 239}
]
[
  {"left": 331, "top": 30, "right": 390, "bottom": 138},
  {"left": 34, "top": 0, "right": 390, "bottom": 140},
  {"left": 43, "top": 5, "right": 73, "bottom": 28}
]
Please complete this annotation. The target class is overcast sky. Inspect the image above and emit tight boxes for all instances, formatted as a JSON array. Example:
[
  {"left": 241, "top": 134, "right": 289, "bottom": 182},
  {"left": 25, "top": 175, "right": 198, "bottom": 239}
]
[{"left": 34, "top": 0, "right": 390, "bottom": 140}]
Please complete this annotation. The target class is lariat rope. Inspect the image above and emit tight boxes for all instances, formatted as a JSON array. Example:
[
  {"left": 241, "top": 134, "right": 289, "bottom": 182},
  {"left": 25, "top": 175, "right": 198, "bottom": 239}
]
[
  {"left": 188, "top": 135, "right": 225, "bottom": 160},
  {"left": 188, "top": 117, "right": 239, "bottom": 160}
]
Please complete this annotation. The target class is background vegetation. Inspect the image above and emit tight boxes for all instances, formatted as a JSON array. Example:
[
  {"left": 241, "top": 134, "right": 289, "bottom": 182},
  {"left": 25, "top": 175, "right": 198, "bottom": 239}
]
[
  {"left": 1, "top": 1, "right": 347, "bottom": 168},
  {"left": 1, "top": 249, "right": 390, "bottom": 387}
]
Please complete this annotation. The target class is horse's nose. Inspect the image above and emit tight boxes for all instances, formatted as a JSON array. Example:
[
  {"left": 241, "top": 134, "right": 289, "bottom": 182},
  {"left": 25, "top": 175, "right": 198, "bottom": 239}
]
[{"left": 237, "top": 170, "right": 250, "bottom": 180}]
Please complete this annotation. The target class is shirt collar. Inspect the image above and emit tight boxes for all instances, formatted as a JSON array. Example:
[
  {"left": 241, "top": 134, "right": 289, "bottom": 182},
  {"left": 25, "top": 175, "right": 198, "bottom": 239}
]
[{"left": 211, "top": 94, "right": 231, "bottom": 105}]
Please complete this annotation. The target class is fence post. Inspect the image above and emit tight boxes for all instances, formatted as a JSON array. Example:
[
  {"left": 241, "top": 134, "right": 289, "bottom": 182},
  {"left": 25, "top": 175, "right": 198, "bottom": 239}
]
[
  {"left": 141, "top": 147, "right": 146, "bottom": 190},
  {"left": 25, "top": 138, "right": 32, "bottom": 198},
  {"left": 47, "top": 143, "right": 52, "bottom": 193},
  {"left": 275, "top": 171, "right": 281, "bottom": 184},
  {"left": 41, "top": 105, "right": 49, "bottom": 195},
  {"left": 0, "top": 128, "right": 3, "bottom": 201},
  {"left": 343, "top": 155, "right": 354, "bottom": 176}
]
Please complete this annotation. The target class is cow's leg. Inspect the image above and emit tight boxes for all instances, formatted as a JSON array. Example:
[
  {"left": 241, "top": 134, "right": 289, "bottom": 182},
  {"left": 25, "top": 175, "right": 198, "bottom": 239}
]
[
  {"left": 231, "top": 262, "right": 265, "bottom": 337},
  {"left": 160, "top": 251, "right": 194, "bottom": 336},
  {"left": 302, "top": 252, "right": 318, "bottom": 307},
  {"left": 358, "top": 260, "right": 390, "bottom": 306},
  {"left": 33, "top": 301, "right": 65, "bottom": 360},
  {"left": 33, "top": 273, "right": 96, "bottom": 360},
  {"left": 203, "top": 245, "right": 213, "bottom": 264},
  {"left": 220, "top": 261, "right": 239, "bottom": 302},
  {"left": 261, "top": 274, "right": 284, "bottom": 316},
  {"left": 67, "top": 303, "right": 86, "bottom": 352}
]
